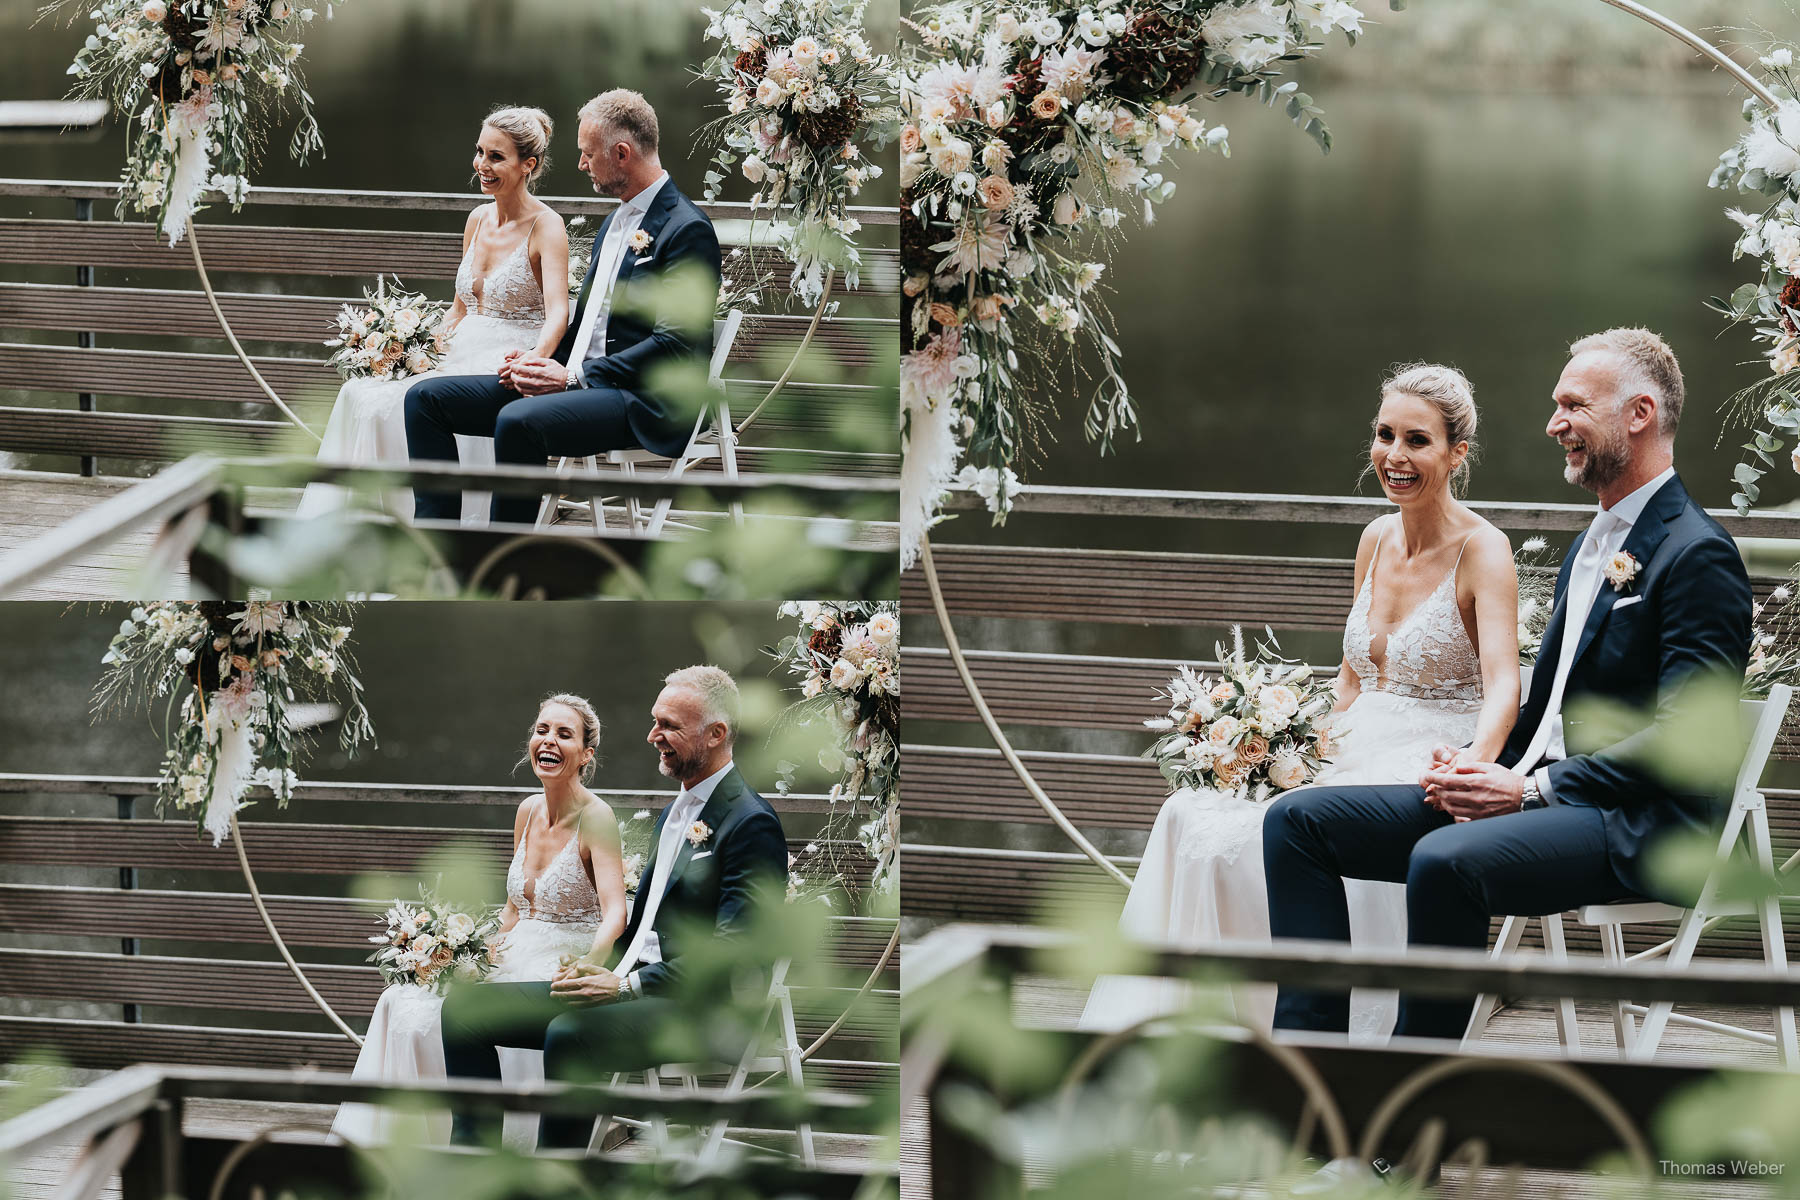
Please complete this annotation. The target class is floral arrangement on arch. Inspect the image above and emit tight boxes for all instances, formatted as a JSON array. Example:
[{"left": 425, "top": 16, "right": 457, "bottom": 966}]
[
  {"left": 55, "top": 0, "right": 347, "bottom": 243},
  {"left": 368, "top": 886, "right": 502, "bottom": 993},
  {"left": 325, "top": 277, "right": 450, "bottom": 382},
  {"left": 93, "top": 601, "right": 375, "bottom": 846},
  {"left": 1142, "top": 626, "right": 1334, "bottom": 801},
  {"left": 770, "top": 600, "right": 899, "bottom": 892},
  {"left": 698, "top": 0, "right": 900, "bottom": 306},
  {"left": 899, "top": 0, "right": 1368, "bottom": 563}
]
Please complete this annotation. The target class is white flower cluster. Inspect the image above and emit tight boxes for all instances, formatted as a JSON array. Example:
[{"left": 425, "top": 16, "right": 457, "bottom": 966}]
[
  {"left": 368, "top": 894, "right": 501, "bottom": 993},
  {"left": 700, "top": 0, "right": 898, "bottom": 304},
  {"left": 1143, "top": 629, "right": 1335, "bottom": 801},
  {"left": 899, "top": 0, "right": 1363, "bottom": 560},
  {"left": 59, "top": 0, "right": 341, "bottom": 241},
  {"left": 325, "top": 277, "right": 450, "bottom": 382},
  {"left": 773, "top": 600, "right": 900, "bottom": 891}
]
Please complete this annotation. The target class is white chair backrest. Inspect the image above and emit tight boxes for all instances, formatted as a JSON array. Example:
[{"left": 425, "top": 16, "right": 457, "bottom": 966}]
[
  {"left": 709, "top": 310, "right": 744, "bottom": 387},
  {"left": 1733, "top": 684, "right": 1792, "bottom": 810}
]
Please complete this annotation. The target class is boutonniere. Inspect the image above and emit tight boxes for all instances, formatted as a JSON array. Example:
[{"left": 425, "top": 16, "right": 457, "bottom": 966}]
[
  {"left": 685, "top": 820, "right": 713, "bottom": 848},
  {"left": 1603, "top": 550, "right": 1640, "bottom": 593},
  {"left": 628, "top": 229, "right": 653, "bottom": 254}
]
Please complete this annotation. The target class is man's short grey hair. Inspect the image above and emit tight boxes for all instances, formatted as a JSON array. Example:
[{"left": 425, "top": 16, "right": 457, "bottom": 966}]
[
  {"left": 664, "top": 665, "right": 739, "bottom": 744},
  {"left": 1569, "top": 327, "right": 1684, "bottom": 438},
  {"left": 578, "top": 88, "right": 659, "bottom": 155}
]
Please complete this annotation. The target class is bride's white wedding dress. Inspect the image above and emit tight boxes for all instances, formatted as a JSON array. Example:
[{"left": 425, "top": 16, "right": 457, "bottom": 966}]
[
  {"left": 296, "top": 211, "right": 549, "bottom": 524},
  {"left": 1082, "top": 522, "right": 1484, "bottom": 1042},
  {"left": 331, "top": 812, "right": 602, "bottom": 1147}
]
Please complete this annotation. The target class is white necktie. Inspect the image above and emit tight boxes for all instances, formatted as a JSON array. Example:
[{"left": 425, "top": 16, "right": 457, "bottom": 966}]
[
  {"left": 563, "top": 216, "right": 628, "bottom": 374},
  {"left": 613, "top": 791, "right": 699, "bottom": 976},
  {"left": 1511, "top": 510, "right": 1627, "bottom": 774}
]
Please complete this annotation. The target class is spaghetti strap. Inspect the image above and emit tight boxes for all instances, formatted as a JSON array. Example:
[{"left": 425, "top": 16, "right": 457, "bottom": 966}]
[{"left": 1450, "top": 529, "right": 1476, "bottom": 583}]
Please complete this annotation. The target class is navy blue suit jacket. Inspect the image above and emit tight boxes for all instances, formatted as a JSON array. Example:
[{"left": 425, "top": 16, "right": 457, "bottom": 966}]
[
  {"left": 1498, "top": 473, "right": 1752, "bottom": 899},
  {"left": 555, "top": 179, "right": 723, "bottom": 458},
  {"left": 605, "top": 765, "right": 787, "bottom": 997}
]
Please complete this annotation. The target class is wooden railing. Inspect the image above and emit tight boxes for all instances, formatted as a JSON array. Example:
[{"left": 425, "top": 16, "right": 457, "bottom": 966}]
[
  {"left": 0, "top": 177, "right": 898, "bottom": 479},
  {"left": 901, "top": 485, "right": 1800, "bottom": 962},
  {"left": 0, "top": 774, "right": 898, "bottom": 1108}
]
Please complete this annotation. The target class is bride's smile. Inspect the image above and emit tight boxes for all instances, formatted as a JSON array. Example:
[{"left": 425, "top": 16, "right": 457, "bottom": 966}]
[
  {"left": 529, "top": 703, "right": 592, "bottom": 783},
  {"left": 471, "top": 126, "right": 532, "bottom": 198}
]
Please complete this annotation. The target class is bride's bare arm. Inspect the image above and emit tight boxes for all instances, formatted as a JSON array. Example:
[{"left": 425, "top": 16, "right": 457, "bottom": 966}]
[
  {"left": 1460, "top": 524, "right": 1521, "bottom": 762},
  {"left": 495, "top": 796, "right": 531, "bottom": 935},
  {"left": 528, "top": 211, "right": 570, "bottom": 358},
  {"left": 578, "top": 801, "right": 628, "bottom": 963},
  {"left": 443, "top": 206, "right": 483, "bottom": 337},
  {"left": 1331, "top": 518, "right": 1385, "bottom": 715}
]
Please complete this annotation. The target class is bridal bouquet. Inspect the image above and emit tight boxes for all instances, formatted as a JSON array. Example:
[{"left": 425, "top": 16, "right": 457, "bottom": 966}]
[
  {"left": 770, "top": 600, "right": 899, "bottom": 892},
  {"left": 1709, "top": 44, "right": 1800, "bottom": 511},
  {"left": 1143, "top": 627, "right": 1334, "bottom": 801},
  {"left": 698, "top": 0, "right": 900, "bottom": 304},
  {"left": 93, "top": 602, "right": 375, "bottom": 845},
  {"left": 901, "top": 0, "right": 1366, "bottom": 562},
  {"left": 53, "top": 0, "right": 347, "bottom": 243},
  {"left": 325, "top": 278, "right": 450, "bottom": 382},
  {"left": 367, "top": 888, "right": 502, "bottom": 993}
]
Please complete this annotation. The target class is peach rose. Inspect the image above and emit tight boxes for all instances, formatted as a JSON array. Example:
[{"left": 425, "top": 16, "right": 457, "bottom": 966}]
[
  {"left": 900, "top": 124, "right": 921, "bottom": 153},
  {"left": 1031, "top": 92, "right": 1063, "bottom": 119},
  {"left": 977, "top": 175, "right": 1014, "bottom": 212},
  {"left": 929, "top": 302, "right": 961, "bottom": 327}
]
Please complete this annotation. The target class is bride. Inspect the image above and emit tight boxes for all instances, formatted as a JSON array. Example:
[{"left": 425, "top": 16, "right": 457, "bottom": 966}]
[
  {"left": 1081, "top": 364, "right": 1519, "bottom": 1041},
  {"left": 297, "top": 106, "right": 571, "bottom": 524},
  {"left": 332, "top": 693, "right": 626, "bottom": 1146}
]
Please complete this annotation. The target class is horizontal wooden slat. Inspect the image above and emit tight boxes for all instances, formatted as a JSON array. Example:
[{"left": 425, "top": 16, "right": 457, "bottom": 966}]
[
  {"left": 0, "top": 816, "right": 876, "bottom": 890},
  {"left": 0, "top": 220, "right": 897, "bottom": 295},
  {"left": 0, "top": 885, "right": 894, "bottom": 971},
  {"left": 0, "top": 1016, "right": 895, "bottom": 1095},
  {"left": 908, "top": 745, "right": 1166, "bottom": 827},
  {"left": 0, "top": 405, "right": 898, "bottom": 475},
  {"left": 0, "top": 341, "right": 338, "bottom": 408},
  {"left": 0, "top": 285, "right": 891, "bottom": 370},
  {"left": 0, "top": 950, "right": 895, "bottom": 1047}
]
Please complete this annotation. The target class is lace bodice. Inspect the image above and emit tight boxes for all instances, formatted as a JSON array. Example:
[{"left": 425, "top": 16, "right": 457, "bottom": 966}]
[
  {"left": 454, "top": 211, "right": 546, "bottom": 325},
  {"left": 505, "top": 818, "right": 602, "bottom": 925},
  {"left": 1342, "top": 520, "right": 1483, "bottom": 704}
]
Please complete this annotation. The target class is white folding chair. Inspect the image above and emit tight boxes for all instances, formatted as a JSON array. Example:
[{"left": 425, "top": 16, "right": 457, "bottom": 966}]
[
  {"left": 537, "top": 311, "right": 745, "bottom": 537},
  {"left": 587, "top": 958, "right": 817, "bottom": 1166},
  {"left": 1466, "top": 685, "right": 1796, "bottom": 1066}
]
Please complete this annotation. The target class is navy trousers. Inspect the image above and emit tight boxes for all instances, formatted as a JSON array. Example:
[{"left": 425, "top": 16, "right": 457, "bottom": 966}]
[
  {"left": 440, "top": 980, "right": 679, "bottom": 1149},
  {"left": 1262, "top": 783, "right": 1627, "bottom": 1040},
  {"left": 404, "top": 374, "right": 643, "bottom": 525}
]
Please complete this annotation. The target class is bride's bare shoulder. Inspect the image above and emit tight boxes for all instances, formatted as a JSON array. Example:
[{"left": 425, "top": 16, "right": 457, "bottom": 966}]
[{"left": 512, "top": 793, "right": 543, "bottom": 839}]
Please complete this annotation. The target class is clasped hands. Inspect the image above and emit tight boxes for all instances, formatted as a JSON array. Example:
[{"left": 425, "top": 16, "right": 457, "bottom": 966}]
[
  {"left": 497, "top": 350, "right": 572, "bottom": 397},
  {"left": 549, "top": 954, "right": 623, "bottom": 1007},
  {"left": 1419, "top": 745, "right": 1524, "bottom": 822}
]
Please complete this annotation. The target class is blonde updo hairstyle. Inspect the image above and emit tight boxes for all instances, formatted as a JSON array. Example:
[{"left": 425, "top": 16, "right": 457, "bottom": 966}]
[
  {"left": 522, "top": 692, "right": 602, "bottom": 782},
  {"left": 482, "top": 105, "right": 554, "bottom": 189},
  {"left": 1371, "top": 362, "right": 1479, "bottom": 497}
]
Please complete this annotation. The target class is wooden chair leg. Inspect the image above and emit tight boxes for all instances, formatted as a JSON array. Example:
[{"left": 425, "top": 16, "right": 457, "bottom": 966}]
[
  {"left": 1540, "top": 913, "right": 1581, "bottom": 1054},
  {"left": 1465, "top": 914, "right": 1527, "bottom": 1046}
]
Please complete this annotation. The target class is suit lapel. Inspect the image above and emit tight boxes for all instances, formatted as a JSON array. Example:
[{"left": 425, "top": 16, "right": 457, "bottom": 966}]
[
  {"left": 1569, "top": 474, "right": 1683, "bottom": 671},
  {"left": 652, "top": 765, "right": 744, "bottom": 912},
  {"left": 622, "top": 182, "right": 681, "bottom": 284}
]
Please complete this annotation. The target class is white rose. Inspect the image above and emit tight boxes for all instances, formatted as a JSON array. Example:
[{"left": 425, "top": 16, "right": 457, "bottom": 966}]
[
  {"left": 929, "top": 137, "right": 974, "bottom": 175},
  {"left": 802, "top": 672, "right": 826, "bottom": 698},
  {"left": 1207, "top": 715, "right": 1243, "bottom": 745},
  {"left": 866, "top": 612, "right": 898, "bottom": 645},
  {"left": 443, "top": 911, "right": 475, "bottom": 946},
  {"left": 995, "top": 12, "right": 1023, "bottom": 41},
  {"left": 742, "top": 153, "right": 767, "bottom": 183},
  {"left": 1032, "top": 16, "right": 1063, "bottom": 44},
  {"left": 830, "top": 657, "right": 864, "bottom": 690},
  {"left": 142, "top": 0, "right": 167, "bottom": 20},
  {"left": 1051, "top": 191, "right": 1082, "bottom": 225},
  {"left": 756, "top": 78, "right": 783, "bottom": 106},
  {"left": 1268, "top": 751, "right": 1310, "bottom": 791}
]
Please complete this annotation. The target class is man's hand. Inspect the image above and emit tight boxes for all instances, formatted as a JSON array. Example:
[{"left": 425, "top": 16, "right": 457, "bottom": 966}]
[
  {"left": 503, "top": 355, "right": 571, "bottom": 397},
  {"left": 550, "top": 959, "right": 624, "bottom": 1007},
  {"left": 1420, "top": 760, "right": 1524, "bottom": 822}
]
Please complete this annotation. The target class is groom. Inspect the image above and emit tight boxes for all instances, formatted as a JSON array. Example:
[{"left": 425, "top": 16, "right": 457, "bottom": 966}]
[
  {"left": 1264, "top": 327, "right": 1753, "bottom": 1041},
  {"left": 441, "top": 665, "right": 788, "bottom": 1148},
  {"left": 406, "top": 88, "right": 724, "bottom": 525}
]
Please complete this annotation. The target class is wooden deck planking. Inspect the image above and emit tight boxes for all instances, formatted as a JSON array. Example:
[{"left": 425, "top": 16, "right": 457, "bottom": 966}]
[{"left": 0, "top": 470, "right": 186, "bottom": 600}]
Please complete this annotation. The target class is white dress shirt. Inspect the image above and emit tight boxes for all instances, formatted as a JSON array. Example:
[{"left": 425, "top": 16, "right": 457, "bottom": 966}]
[
  {"left": 619, "top": 757, "right": 733, "bottom": 995},
  {"left": 564, "top": 171, "right": 670, "bottom": 384},
  {"left": 1528, "top": 466, "right": 1676, "bottom": 802}
]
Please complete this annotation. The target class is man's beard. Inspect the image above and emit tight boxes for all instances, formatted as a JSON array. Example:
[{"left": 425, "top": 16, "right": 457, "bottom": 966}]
[
  {"left": 656, "top": 745, "right": 705, "bottom": 780},
  {"left": 590, "top": 168, "right": 626, "bottom": 198},
  {"left": 1565, "top": 434, "right": 1629, "bottom": 493}
]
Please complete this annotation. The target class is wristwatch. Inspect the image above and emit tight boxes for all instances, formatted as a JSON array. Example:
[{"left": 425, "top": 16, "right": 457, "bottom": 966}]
[
  {"left": 566, "top": 367, "right": 583, "bottom": 390},
  {"left": 1520, "top": 777, "right": 1545, "bottom": 810}
]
